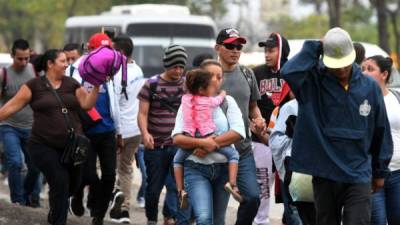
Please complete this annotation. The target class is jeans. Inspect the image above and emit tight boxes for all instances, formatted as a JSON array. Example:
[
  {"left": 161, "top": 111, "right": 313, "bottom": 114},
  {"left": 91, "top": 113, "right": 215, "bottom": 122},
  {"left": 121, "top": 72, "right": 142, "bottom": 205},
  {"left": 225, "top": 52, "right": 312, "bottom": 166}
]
[
  {"left": 236, "top": 151, "right": 261, "bottom": 225},
  {"left": 1, "top": 125, "right": 40, "bottom": 204},
  {"left": 144, "top": 146, "right": 189, "bottom": 221},
  {"left": 312, "top": 176, "right": 371, "bottom": 225},
  {"left": 371, "top": 170, "right": 400, "bottom": 225},
  {"left": 280, "top": 179, "right": 303, "bottom": 225},
  {"left": 184, "top": 160, "right": 230, "bottom": 225},
  {"left": 28, "top": 142, "right": 70, "bottom": 225},
  {"left": 136, "top": 145, "right": 146, "bottom": 201},
  {"left": 163, "top": 172, "right": 178, "bottom": 218}
]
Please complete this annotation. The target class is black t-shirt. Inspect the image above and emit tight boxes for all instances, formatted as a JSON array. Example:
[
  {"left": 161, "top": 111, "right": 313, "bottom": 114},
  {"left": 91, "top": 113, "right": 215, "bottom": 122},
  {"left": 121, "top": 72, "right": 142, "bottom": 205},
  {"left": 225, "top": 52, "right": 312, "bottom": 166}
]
[
  {"left": 26, "top": 76, "right": 82, "bottom": 150},
  {"left": 252, "top": 64, "right": 285, "bottom": 142},
  {"left": 252, "top": 64, "right": 285, "bottom": 121}
]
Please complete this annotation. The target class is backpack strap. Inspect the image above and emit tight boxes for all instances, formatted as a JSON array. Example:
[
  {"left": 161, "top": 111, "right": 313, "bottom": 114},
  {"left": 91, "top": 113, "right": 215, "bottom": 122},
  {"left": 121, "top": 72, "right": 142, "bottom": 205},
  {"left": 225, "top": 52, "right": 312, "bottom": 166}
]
[
  {"left": 220, "top": 97, "right": 228, "bottom": 116},
  {"left": 109, "top": 48, "right": 128, "bottom": 100},
  {"left": 1, "top": 67, "right": 7, "bottom": 97},
  {"left": 239, "top": 65, "right": 253, "bottom": 91},
  {"left": 120, "top": 55, "right": 128, "bottom": 100},
  {"left": 69, "top": 66, "right": 75, "bottom": 77},
  {"left": 148, "top": 75, "right": 160, "bottom": 104},
  {"left": 389, "top": 89, "right": 400, "bottom": 104}
]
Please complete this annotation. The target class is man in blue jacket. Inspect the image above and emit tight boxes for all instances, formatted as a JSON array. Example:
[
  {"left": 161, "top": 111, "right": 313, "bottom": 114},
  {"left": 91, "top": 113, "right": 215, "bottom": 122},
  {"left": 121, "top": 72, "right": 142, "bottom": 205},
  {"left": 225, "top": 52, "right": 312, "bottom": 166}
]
[{"left": 281, "top": 27, "right": 393, "bottom": 225}]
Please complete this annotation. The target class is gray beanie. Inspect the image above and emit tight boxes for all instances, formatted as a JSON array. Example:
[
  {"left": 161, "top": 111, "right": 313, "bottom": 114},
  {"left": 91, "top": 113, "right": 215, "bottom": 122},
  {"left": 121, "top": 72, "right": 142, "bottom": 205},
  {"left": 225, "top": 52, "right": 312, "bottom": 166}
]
[{"left": 163, "top": 45, "right": 188, "bottom": 69}]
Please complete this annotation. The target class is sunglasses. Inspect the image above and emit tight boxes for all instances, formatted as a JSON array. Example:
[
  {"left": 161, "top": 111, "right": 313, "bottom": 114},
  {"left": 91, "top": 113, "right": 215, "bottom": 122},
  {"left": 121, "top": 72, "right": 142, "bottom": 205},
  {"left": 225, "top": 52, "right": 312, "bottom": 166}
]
[{"left": 223, "top": 43, "right": 243, "bottom": 51}]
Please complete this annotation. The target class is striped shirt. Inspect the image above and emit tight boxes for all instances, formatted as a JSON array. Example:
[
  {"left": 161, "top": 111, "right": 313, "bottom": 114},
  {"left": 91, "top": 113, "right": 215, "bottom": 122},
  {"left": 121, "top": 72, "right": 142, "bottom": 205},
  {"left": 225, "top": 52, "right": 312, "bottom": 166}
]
[{"left": 138, "top": 75, "right": 185, "bottom": 147}]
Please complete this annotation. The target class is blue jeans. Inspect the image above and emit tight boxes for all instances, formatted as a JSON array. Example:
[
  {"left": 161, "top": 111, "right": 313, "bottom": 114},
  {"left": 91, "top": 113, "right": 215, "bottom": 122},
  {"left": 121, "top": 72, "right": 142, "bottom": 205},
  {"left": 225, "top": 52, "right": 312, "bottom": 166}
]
[
  {"left": 371, "top": 170, "right": 400, "bottom": 225},
  {"left": 139, "top": 145, "right": 192, "bottom": 224},
  {"left": 163, "top": 172, "right": 178, "bottom": 218},
  {"left": 174, "top": 146, "right": 239, "bottom": 167},
  {"left": 236, "top": 151, "right": 261, "bottom": 225},
  {"left": 144, "top": 146, "right": 191, "bottom": 224},
  {"left": 280, "top": 179, "right": 303, "bottom": 225},
  {"left": 184, "top": 160, "right": 230, "bottom": 225},
  {"left": 136, "top": 145, "right": 147, "bottom": 201},
  {"left": 1, "top": 125, "right": 41, "bottom": 204}
]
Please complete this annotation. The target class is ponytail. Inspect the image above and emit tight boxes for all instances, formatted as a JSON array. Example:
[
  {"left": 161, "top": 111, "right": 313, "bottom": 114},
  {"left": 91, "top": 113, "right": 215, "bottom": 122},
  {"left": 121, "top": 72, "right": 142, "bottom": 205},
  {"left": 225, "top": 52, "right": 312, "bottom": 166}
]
[{"left": 32, "top": 49, "right": 63, "bottom": 73}]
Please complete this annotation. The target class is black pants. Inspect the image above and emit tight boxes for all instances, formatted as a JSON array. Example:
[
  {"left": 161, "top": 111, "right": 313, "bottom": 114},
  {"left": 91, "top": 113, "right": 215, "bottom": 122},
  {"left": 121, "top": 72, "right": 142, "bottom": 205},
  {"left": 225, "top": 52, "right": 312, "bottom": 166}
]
[
  {"left": 293, "top": 202, "right": 316, "bottom": 225},
  {"left": 312, "top": 176, "right": 371, "bottom": 225},
  {"left": 74, "top": 131, "right": 116, "bottom": 219},
  {"left": 28, "top": 142, "right": 82, "bottom": 225}
]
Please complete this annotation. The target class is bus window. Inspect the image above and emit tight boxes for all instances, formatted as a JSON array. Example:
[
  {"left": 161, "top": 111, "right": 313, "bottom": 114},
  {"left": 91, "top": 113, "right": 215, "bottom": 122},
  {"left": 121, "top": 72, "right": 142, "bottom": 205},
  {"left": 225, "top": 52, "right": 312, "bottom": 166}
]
[
  {"left": 65, "top": 26, "right": 122, "bottom": 45},
  {"left": 133, "top": 46, "right": 165, "bottom": 77},
  {"left": 65, "top": 28, "right": 80, "bottom": 43},
  {"left": 126, "top": 23, "right": 215, "bottom": 38}
]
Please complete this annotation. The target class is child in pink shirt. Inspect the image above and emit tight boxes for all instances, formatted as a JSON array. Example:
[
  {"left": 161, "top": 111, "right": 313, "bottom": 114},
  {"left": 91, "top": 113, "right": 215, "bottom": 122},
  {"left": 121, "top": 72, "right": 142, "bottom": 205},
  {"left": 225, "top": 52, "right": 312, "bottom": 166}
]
[{"left": 173, "top": 69, "right": 241, "bottom": 208}]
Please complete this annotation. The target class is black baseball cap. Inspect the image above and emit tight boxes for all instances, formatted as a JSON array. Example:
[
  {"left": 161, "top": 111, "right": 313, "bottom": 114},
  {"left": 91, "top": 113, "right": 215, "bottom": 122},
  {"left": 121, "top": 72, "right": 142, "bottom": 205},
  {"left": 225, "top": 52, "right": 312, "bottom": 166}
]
[
  {"left": 258, "top": 33, "right": 279, "bottom": 48},
  {"left": 216, "top": 28, "right": 247, "bottom": 45}
]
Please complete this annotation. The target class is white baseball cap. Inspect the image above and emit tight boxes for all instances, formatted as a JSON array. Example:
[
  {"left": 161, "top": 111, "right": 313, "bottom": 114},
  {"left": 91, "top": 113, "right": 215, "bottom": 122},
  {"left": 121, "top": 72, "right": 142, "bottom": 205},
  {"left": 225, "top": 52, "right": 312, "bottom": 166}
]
[{"left": 322, "top": 27, "right": 356, "bottom": 69}]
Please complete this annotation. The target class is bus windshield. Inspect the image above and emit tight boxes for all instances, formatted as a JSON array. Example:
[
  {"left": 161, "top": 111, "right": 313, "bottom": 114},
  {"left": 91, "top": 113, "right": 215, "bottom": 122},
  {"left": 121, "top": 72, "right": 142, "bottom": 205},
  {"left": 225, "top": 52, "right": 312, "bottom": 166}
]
[
  {"left": 133, "top": 45, "right": 215, "bottom": 77},
  {"left": 127, "top": 23, "right": 215, "bottom": 39}
]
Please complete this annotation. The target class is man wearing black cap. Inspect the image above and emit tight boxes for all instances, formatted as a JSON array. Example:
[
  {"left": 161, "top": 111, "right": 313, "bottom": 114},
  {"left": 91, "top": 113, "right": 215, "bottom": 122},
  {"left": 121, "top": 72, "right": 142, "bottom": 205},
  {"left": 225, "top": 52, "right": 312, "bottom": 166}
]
[
  {"left": 138, "top": 44, "right": 189, "bottom": 225},
  {"left": 214, "top": 28, "right": 265, "bottom": 225},
  {"left": 251, "top": 32, "right": 291, "bottom": 225},
  {"left": 253, "top": 33, "right": 290, "bottom": 123}
]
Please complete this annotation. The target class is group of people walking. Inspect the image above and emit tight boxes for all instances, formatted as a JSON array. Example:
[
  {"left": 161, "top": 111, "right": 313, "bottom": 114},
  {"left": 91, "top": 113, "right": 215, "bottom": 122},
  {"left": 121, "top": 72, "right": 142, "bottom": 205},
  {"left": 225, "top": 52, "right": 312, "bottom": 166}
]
[{"left": 0, "top": 25, "right": 398, "bottom": 225}]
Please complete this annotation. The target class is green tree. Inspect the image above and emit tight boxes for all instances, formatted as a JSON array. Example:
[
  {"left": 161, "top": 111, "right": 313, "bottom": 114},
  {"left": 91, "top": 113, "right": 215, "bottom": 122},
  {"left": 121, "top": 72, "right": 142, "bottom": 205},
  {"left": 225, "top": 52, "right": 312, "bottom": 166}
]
[{"left": 0, "top": 0, "right": 112, "bottom": 51}]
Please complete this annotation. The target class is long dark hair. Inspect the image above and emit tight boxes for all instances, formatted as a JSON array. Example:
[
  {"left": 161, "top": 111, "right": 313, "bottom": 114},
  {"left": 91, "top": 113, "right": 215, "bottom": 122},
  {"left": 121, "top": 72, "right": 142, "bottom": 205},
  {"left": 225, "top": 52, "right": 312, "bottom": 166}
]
[{"left": 32, "top": 49, "right": 63, "bottom": 73}]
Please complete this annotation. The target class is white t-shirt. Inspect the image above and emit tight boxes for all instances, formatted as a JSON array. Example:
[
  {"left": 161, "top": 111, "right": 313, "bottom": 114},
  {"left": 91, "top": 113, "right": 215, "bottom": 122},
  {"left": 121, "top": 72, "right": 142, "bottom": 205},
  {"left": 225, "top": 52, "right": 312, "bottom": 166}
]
[
  {"left": 114, "top": 62, "right": 145, "bottom": 138},
  {"left": 385, "top": 91, "right": 400, "bottom": 171}
]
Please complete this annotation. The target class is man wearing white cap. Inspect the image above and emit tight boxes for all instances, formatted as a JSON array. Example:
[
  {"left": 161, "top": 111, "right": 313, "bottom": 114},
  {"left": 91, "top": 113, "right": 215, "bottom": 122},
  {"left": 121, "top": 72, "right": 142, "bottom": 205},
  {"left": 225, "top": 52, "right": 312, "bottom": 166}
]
[{"left": 281, "top": 27, "right": 393, "bottom": 225}]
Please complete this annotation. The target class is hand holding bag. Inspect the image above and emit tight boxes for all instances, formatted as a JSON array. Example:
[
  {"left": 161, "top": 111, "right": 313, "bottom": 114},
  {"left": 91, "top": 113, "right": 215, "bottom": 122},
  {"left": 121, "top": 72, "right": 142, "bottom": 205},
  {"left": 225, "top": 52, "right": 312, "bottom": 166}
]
[{"left": 42, "top": 76, "right": 90, "bottom": 166}]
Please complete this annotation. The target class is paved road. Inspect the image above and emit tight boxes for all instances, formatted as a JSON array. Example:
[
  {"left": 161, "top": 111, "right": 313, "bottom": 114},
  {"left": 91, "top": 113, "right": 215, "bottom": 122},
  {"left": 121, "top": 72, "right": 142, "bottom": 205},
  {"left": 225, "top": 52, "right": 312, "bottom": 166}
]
[{"left": 0, "top": 169, "right": 283, "bottom": 225}]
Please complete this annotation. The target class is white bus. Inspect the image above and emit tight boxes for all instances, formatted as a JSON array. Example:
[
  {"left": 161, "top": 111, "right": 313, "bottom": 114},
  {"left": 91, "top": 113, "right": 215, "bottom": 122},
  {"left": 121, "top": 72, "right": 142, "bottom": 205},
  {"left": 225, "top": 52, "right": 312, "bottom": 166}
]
[{"left": 65, "top": 4, "right": 217, "bottom": 77}]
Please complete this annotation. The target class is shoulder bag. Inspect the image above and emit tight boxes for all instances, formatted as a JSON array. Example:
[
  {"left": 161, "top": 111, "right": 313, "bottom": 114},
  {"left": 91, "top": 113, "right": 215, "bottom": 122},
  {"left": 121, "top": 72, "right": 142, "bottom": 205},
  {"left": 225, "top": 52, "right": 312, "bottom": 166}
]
[{"left": 42, "top": 76, "right": 90, "bottom": 166}]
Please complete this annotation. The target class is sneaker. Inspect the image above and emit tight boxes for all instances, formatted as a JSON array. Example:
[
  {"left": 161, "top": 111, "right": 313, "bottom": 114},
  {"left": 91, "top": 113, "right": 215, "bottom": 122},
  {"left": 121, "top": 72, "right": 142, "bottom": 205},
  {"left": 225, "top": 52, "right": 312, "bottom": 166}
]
[
  {"left": 224, "top": 182, "right": 243, "bottom": 203},
  {"left": 26, "top": 195, "right": 40, "bottom": 208},
  {"left": 110, "top": 190, "right": 125, "bottom": 219},
  {"left": 91, "top": 217, "right": 104, "bottom": 225},
  {"left": 110, "top": 210, "right": 131, "bottom": 224},
  {"left": 178, "top": 190, "right": 188, "bottom": 209},
  {"left": 69, "top": 196, "right": 85, "bottom": 217},
  {"left": 137, "top": 197, "right": 145, "bottom": 208}
]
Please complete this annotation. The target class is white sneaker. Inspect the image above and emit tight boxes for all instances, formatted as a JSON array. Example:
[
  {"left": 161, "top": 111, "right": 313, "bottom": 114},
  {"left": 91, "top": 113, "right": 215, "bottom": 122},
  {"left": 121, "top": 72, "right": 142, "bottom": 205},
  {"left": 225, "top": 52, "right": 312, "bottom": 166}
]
[{"left": 137, "top": 197, "right": 145, "bottom": 208}]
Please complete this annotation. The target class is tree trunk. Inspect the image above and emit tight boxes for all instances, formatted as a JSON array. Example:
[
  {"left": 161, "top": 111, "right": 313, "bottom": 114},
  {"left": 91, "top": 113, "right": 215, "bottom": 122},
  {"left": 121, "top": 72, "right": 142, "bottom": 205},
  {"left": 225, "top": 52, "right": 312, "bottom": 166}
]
[
  {"left": 376, "top": 0, "right": 390, "bottom": 53},
  {"left": 388, "top": 3, "right": 400, "bottom": 64},
  {"left": 327, "top": 0, "right": 341, "bottom": 27},
  {"left": 315, "top": 0, "right": 322, "bottom": 14},
  {"left": 67, "top": 0, "right": 78, "bottom": 18}
]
